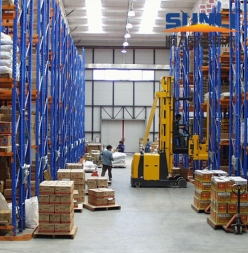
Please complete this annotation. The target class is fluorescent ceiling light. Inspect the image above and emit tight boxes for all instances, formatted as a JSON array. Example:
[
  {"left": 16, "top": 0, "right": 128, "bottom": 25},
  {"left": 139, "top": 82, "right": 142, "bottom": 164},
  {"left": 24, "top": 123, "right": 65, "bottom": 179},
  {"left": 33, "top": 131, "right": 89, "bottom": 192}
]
[
  {"left": 121, "top": 49, "right": 127, "bottom": 53},
  {"left": 86, "top": 0, "right": 102, "bottom": 33},
  {"left": 126, "top": 19, "right": 133, "bottom": 29},
  {"left": 124, "top": 30, "right": 131, "bottom": 39},
  {"left": 139, "top": 0, "right": 161, "bottom": 33},
  {"left": 128, "top": 2, "right": 135, "bottom": 17},
  {"left": 123, "top": 41, "right": 129, "bottom": 47}
]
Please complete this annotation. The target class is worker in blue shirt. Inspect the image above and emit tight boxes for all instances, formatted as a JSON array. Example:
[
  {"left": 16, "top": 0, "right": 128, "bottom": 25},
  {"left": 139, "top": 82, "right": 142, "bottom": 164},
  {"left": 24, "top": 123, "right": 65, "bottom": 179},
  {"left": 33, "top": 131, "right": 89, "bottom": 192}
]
[
  {"left": 145, "top": 139, "right": 151, "bottom": 153},
  {"left": 117, "top": 141, "right": 125, "bottom": 152},
  {"left": 100, "top": 145, "right": 114, "bottom": 181}
]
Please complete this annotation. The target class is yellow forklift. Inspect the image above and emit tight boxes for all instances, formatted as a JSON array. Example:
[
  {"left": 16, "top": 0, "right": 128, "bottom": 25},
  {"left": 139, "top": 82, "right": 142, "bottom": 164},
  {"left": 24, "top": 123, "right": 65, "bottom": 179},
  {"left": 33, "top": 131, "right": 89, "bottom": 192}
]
[{"left": 131, "top": 76, "right": 208, "bottom": 188}]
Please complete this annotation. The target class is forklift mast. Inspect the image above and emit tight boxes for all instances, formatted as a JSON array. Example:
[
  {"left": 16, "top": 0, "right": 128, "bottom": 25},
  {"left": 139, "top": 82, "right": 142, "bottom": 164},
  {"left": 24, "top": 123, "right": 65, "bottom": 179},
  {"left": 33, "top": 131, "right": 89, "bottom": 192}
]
[{"left": 142, "top": 76, "right": 174, "bottom": 173}]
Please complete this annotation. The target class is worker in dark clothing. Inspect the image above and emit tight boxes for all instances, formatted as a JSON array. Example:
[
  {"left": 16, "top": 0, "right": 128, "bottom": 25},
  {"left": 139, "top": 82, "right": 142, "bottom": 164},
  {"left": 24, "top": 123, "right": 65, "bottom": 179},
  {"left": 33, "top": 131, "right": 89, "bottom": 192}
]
[
  {"left": 174, "top": 114, "right": 187, "bottom": 147},
  {"left": 117, "top": 141, "right": 125, "bottom": 152},
  {"left": 100, "top": 145, "right": 114, "bottom": 181},
  {"left": 145, "top": 139, "right": 151, "bottom": 153}
]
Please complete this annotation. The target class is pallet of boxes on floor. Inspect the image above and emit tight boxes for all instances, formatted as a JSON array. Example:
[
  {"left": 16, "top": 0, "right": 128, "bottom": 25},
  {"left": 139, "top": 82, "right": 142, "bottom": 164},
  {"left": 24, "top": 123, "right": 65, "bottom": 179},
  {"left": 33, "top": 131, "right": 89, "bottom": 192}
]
[
  {"left": 57, "top": 165, "right": 85, "bottom": 213},
  {"left": 83, "top": 176, "right": 121, "bottom": 211},
  {"left": 34, "top": 181, "right": 77, "bottom": 239},
  {"left": 191, "top": 170, "right": 228, "bottom": 213}
]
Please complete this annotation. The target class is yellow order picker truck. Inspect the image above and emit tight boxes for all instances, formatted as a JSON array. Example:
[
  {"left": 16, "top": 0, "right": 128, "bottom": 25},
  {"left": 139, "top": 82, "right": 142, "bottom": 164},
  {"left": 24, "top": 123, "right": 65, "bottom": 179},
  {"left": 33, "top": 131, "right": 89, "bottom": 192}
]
[{"left": 131, "top": 76, "right": 208, "bottom": 188}]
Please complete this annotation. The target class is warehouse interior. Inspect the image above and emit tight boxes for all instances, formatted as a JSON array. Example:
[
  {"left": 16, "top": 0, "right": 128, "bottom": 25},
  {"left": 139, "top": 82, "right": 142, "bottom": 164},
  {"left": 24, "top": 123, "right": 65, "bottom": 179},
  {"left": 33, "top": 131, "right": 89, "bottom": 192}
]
[{"left": 1, "top": 0, "right": 248, "bottom": 252}]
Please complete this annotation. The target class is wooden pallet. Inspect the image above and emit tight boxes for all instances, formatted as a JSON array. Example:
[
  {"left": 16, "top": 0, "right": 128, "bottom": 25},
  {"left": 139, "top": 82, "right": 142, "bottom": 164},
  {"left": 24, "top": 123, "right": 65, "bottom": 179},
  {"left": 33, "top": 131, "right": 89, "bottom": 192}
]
[
  {"left": 0, "top": 225, "right": 38, "bottom": 241},
  {"left": 34, "top": 226, "right": 77, "bottom": 239},
  {"left": 74, "top": 203, "right": 83, "bottom": 213},
  {"left": 191, "top": 204, "right": 207, "bottom": 214},
  {"left": 83, "top": 203, "right": 121, "bottom": 212},
  {"left": 207, "top": 217, "right": 223, "bottom": 230}
]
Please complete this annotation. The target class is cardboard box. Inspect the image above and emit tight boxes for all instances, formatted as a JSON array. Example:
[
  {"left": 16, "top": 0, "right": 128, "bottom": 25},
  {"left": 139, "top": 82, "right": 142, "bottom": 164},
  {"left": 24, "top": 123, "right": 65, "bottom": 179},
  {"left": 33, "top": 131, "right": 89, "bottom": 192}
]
[
  {"left": 39, "top": 204, "right": 54, "bottom": 214},
  {"left": 0, "top": 134, "right": 11, "bottom": 146},
  {"left": 60, "top": 212, "right": 74, "bottom": 224},
  {"left": 197, "top": 180, "right": 211, "bottom": 191},
  {"left": 0, "top": 122, "right": 11, "bottom": 134},
  {"left": 97, "top": 177, "right": 108, "bottom": 187},
  {"left": 194, "top": 196, "right": 210, "bottom": 210},
  {"left": 39, "top": 214, "right": 50, "bottom": 224},
  {"left": 5, "top": 179, "right": 11, "bottom": 188},
  {"left": 70, "top": 169, "right": 85, "bottom": 179},
  {"left": 215, "top": 202, "right": 227, "bottom": 214},
  {"left": 57, "top": 169, "right": 71, "bottom": 181},
  {"left": 54, "top": 202, "right": 74, "bottom": 214},
  {"left": 87, "top": 176, "right": 98, "bottom": 184},
  {"left": 50, "top": 214, "right": 61, "bottom": 224},
  {"left": 0, "top": 209, "right": 11, "bottom": 224},
  {"left": 73, "top": 178, "right": 85, "bottom": 184},
  {"left": 211, "top": 177, "right": 226, "bottom": 192},
  {"left": 74, "top": 184, "right": 85, "bottom": 191},
  {"left": 4, "top": 188, "right": 19, "bottom": 199},
  {"left": 228, "top": 203, "right": 237, "bottom": 214},
  {"left": 38, "top": 224, "right": 54, "bottom": 233},
  {"left": 60, "top": 194, "right": 73, "bottom": 204},
  {"left": 74, "top": 195, "right": 84, "bottom": 203},
  {"left": 88, "top": 189, "right": 105, "bottom": 198},
  {"left": 194, "top": 189, "right": 211, "bottom": 201},
  {"left": 49, "top": 195, "right": 61, "bottom": 204},
  {"left": 39, "top": 195, "right": 50, "bottom": 204},
  {"left": 107, "top": 198, "right": 115, "bottom": 205},
  {"left": 54, "top": 222, "right": 73, "bottom": 233},
  {"left": 55, "top": 181, "right": 74, "bottom": 195},
  {"left": 98, "top": 188, "right": 115, "bottom": 198},
  {"left": 0, "top": 181, "right": 4, "bottom": 193},
  {"left": 88, "top": 196, "right": 108, "bottom": 206},
  {"left": 87, "top": 181, "right": 97, "bottom": 189},
  {"left": 39, "top": 181, "right": 57, "bottom": 194}
]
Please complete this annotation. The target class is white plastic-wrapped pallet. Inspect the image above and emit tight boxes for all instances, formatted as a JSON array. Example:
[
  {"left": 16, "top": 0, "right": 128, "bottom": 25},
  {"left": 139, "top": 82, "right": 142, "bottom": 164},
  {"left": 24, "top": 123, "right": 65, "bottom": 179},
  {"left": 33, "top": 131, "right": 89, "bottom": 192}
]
[
  {"left": 83, "top": 160, "right": 97, "bottom": 172},
  {"left": 112, "top": 152, "right": 127, "bottom": 168},
  {"left": 0, "top": 33, "right": 13, "bottom": 77}
]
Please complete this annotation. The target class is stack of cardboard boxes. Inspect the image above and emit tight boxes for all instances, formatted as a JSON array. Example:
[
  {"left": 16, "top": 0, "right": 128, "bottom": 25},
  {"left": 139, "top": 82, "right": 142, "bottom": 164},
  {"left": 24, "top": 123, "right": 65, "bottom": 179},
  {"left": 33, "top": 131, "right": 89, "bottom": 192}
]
[
  {"left": 88, "top": 188, "right": 115, "bottom": 206},
  {"left": 193, "top": 170, "right": 227, "bottom": 211},
  {"left": 0, "top": 107, "right": 13, "bottom": 152},
  {"left": 57, "top": 169, "right": 85, "bottom": 204},
  {"left": 86, "top": 176, "right": 116, "bottom": 206},
  {"left": 38, "top": 181, "right": 75, "bottom": 234},
  {"left": 210, "top": 176, "right": 248, "bottom": 226}
]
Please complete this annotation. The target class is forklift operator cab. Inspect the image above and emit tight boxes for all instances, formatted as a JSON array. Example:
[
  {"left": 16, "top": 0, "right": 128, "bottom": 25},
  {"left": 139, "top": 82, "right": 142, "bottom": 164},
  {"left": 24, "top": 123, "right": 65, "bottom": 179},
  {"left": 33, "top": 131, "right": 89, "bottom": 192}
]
[{"left": 173, "top": 114, "right": 191, "bottom": 154}]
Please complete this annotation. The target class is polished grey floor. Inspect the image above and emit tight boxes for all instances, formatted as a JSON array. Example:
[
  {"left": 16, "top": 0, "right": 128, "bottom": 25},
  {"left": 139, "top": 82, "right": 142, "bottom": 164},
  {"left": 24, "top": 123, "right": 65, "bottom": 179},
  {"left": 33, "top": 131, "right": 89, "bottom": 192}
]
[{"left": 2, "top": 154, "right": 248, "bottom": 253}]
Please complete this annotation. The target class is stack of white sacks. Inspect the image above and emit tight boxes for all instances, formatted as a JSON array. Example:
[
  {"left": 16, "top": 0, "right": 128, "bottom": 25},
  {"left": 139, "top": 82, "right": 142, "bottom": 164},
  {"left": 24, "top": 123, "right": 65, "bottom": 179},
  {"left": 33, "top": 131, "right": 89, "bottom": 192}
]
[
  {"left": 0, "top": 33, "right": 13, "bottom": 77},
  {"left": 112, "top": 152, "right": 127, "bottom": 168}
]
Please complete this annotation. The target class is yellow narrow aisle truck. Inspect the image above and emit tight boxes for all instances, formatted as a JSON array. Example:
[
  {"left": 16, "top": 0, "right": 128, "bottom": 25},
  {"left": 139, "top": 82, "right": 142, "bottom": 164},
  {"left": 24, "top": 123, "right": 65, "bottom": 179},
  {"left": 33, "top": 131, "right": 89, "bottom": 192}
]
[{"left": 131, "top": 76, "right": 208, "bottom": 188}]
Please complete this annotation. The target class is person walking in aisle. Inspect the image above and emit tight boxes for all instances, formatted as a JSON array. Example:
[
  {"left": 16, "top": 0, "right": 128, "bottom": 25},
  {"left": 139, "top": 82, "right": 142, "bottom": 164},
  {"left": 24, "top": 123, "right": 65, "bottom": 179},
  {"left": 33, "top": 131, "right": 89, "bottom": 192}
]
[
  {"left": 117, "top": 141, "right": 125, "bottom": 152},
  {"left": 100, "top": 145, "right": 114, "bottom": 181}
]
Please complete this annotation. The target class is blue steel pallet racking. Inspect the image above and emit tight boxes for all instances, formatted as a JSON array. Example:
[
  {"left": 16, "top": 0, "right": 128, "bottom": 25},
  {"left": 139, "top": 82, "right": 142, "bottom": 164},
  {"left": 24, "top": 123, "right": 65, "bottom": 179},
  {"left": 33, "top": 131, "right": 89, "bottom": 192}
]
[
  {"left": 228, "top": 0, "right": 248, "bottom": 177},
  {"left": 0, "top": 0, "right": 85, "bottom": 235},
  {"left": 170, "top": 34, "right": 190, "bottom": 169},
  {"left": 207, "top": 3, "right": 222, "bottom": 171}
]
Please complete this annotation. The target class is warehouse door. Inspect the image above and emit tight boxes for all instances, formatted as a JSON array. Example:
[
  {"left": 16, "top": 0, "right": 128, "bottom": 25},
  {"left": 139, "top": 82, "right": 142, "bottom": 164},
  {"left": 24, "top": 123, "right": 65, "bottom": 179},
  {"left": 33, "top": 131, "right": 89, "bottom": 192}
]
[{"left": 101, "top": 120, "right": 145, "bottom": 153}]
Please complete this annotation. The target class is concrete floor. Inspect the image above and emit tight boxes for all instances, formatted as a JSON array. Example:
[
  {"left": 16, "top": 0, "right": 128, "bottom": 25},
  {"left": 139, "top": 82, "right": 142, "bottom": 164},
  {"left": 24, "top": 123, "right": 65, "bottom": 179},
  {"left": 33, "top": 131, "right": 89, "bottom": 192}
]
[{"left": 2, "top": 154, "right": 248, "bottom": 253}]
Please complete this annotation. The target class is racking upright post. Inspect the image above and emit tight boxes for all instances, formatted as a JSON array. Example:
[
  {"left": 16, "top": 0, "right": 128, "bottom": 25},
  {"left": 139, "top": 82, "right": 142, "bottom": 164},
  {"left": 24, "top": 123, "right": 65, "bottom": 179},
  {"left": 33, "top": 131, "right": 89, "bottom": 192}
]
[
  {"left": 181, "top": 33, "right": 190, "bottom": 169},
  {"left": 10, "top": 0, "right": 33, "bottom": 233},
  {"left": 228, "top": 0, "right": 247, "bottom": 177},
  {"left": 59, "top": 21, "right": 68, "bottom": 169},
  {"left": 172, "top": 35, "right": 181, "bottom": 166},
  {"left": 80, "top": 48, "right": 86, "bottom": 157},
  {"left": 193, "top": 32, "right": 204, "bottom": 170},
  {"left": 50, "top": 0, "right": 60, "bottom": 179},
  {"left": 35, "top": 0, "right": 50, "bottom": 193},
  {"left": 244, "top": 0, "right": 248, "bottom": 176},
  {"left": 208, "top": 3, "right": 222, "bottom": 171}
]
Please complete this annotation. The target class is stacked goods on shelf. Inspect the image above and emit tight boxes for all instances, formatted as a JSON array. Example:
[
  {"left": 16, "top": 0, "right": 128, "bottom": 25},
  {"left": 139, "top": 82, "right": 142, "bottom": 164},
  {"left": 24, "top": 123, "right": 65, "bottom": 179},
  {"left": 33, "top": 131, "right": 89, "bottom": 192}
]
[
  {"left": 189, "top": 50, "right": 193, "bottom": 73},
  {"left": 193, "top": 170, "right": 228, "bottom": 211},
  {"left": 209, "top": 176, "right": 248, "bottom": 226},
  {"left": 0, "top": 193, "right": 11, "bottom": 225},
  {"left": 0, "top": 33, "right": 13, "bottom": 78},
  {"left": 112, "top": 152, "right": 126, "bottom": 168},
  {"left": 38, "top": 181, "right": 75, "bottom": 234},
  {"left": 88, "top": 188, "right": 115, "bottom": 206},
  {"left": 57, "top": 169, "right": 85, "bottom": 204}
]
